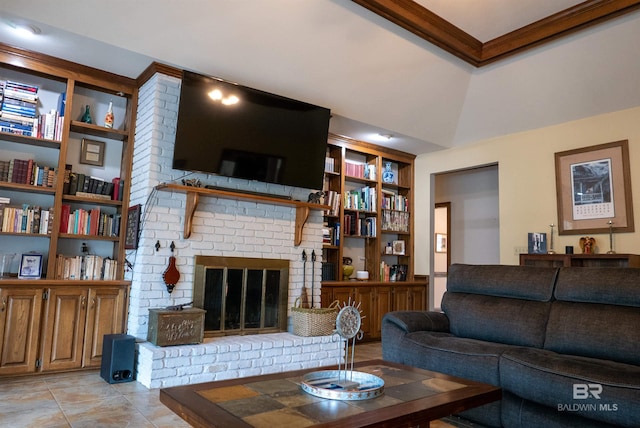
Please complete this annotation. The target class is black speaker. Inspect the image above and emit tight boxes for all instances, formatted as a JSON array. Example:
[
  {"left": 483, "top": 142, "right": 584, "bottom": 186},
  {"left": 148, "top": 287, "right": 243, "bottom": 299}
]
[{"left": 100, "top": 334, "right": 135, "bottom": 384}]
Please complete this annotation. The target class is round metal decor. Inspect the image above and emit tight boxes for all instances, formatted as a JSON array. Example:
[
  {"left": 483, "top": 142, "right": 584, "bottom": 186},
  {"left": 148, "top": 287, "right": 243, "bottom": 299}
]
[{"left": 335, "top": 304, "right": 361, "bottom": 339}]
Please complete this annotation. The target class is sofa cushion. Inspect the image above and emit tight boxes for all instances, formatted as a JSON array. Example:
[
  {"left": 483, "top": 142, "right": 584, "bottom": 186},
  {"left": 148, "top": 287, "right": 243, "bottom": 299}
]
[
  {"left": 555, "top": 267, "right": 640, "bottom": 308},
  {"left": 442, "top": 293, "right": 552, "bottom": 348},
  {"left": 441, "top": 264, "right": 557, "bottom": 348},
  {"left": 544, "top": 301, "right": 640, "bottom": 366},
  {"left": 500, "top": 347, "right": 640, "bottom": 427},
  {"left": 447, "top": 264, "right": 558, "bottom": 301},
  {"left": 392, "top": 331, "right": 511, "bottom": 428}
]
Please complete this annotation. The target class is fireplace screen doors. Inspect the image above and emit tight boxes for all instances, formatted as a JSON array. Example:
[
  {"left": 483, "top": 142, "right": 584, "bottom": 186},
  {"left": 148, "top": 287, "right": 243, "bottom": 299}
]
[{"left": 194, "top": 256, "right": 289, "bottom": 336}]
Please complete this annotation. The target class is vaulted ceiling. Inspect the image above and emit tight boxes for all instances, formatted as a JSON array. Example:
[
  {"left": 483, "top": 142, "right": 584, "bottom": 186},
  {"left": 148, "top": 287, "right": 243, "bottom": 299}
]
[{"left": 1, "top": 1, "right": 640, "bottom": 154}]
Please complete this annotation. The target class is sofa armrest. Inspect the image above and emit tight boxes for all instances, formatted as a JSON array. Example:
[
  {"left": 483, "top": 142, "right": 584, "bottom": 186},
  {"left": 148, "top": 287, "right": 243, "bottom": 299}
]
[{"left": 382, "top": 310, "right": 450, "bottom": 334}]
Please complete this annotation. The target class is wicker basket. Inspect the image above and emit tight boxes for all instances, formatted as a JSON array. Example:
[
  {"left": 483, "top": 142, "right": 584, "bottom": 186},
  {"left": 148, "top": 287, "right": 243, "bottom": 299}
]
[{"left": 291, "top": 299, "right": 340, "bottom": 337}]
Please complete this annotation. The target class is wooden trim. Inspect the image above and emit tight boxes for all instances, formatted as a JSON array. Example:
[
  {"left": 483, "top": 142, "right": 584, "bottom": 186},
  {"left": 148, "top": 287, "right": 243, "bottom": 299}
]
[
  {"left": 352, "top": 0, "right": 640, "bottom": 67},
  {"left": 137, "top": 61, "right": 183, "bottom": 86},
  {"left": 329, "top": 133, "right": 416, "bottom": 163}
]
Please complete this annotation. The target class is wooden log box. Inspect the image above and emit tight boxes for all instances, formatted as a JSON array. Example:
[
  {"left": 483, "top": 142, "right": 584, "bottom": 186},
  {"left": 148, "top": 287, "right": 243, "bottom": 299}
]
[{"left": 147, "top": 308, "right": 206, "bottom": 346}]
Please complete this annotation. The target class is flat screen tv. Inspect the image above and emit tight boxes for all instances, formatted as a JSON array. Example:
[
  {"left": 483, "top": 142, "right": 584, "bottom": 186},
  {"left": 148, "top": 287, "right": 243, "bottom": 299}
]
[{"left": 173, "top": 71, "right": 331, "bottom": 190}]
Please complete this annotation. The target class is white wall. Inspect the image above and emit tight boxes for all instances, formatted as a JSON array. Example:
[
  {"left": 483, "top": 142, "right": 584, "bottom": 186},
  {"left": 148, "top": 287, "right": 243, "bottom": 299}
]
[{"left": 415, "top": 106, "right": 640, "bottom": 275}]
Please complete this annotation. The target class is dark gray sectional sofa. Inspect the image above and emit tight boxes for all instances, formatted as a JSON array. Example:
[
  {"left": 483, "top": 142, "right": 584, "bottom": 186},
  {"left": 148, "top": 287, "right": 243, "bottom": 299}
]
[{"left": 381, "top": 264, "right": 640, "bottom": 427}]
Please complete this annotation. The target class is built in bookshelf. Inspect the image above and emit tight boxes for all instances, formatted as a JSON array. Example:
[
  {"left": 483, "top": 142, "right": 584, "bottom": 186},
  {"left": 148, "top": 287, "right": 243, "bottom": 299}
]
[
  {"left": 0, "top": 43, "right": 136, "bottom": 376},
  {"left": 320, "top": 134, "right": 416, "bottom": 283},
  {"left": 320, "top": 135, "right": 427, "bottom": 341}
]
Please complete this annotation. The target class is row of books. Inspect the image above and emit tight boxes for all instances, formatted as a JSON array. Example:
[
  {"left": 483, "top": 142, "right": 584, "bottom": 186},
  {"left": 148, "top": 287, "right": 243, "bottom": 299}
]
[
  {"left": 380, "top": 262, "right": 408, "bottom": 282},
  {"left": 344, "top": 159, "right": 376, "bottom": 180},
  {"left": 63, "top": 167, "right": 125, "bottom": 201},
  {"left": 0, "top": 204, "right": 53, "bottom": 234},
  {"left": 0, "top": 158, "right": 57, "bottom": 187},
  {"left": 322, "top": 225, "right": 339, "bottom": 246},
  {"left": 59, "top": 205, "right": 121, "bottom": 237},
  {"left": 381, "top": 210, "right": 410, "bottom": 233},
  {"left": 344, "top": 213, "right": 377, "bottom": 237},
  {"left": 381, "top": 190, "right": 409, "bottom": 212},
  {"left": 54, "top": 254, "right": 120, "bottom": 280},
  {"left": 0, "top": 80, "right": 64, "bottom": 140},
  {"left": 322, "top": 190, "right": 340, "bottom": 216},
  {"left": 324, "top": 156, "right": 336, "bottom": 174},
  {"left": 344, "top": 186, "right": 377, "bottom": 212}
]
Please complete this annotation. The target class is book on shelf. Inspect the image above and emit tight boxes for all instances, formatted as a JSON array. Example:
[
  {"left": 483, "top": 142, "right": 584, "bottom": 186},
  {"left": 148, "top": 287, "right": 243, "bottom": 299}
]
[
  {"left": 59, "top": 204, "right": 120, "bottom": 237},
  {"left": 380, "top": 262, "right": 408, "bottom": 282},
  {"left": 55, "top": 254, "right": 119, "bottom": 280},
  {"left": 344, "top": 186, "right": 376, "bottom": 212},
  {"left": 0, "top": 158, "right": 57, "bottom": 188},
  {"left": 64, "top": 169, "right": 115, "bottom": 199},
  {"left": 0, "top": 204, "right": 52, "bottom": 234}
]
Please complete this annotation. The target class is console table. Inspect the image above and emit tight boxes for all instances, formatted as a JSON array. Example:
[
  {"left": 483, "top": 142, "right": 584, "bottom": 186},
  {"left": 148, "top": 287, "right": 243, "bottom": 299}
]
[{"left": 519, "top": 253, "right": 640, "bottom": 268}]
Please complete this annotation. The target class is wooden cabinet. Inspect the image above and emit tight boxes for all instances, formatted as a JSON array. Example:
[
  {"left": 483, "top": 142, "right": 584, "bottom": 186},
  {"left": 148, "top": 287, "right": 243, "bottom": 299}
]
[
  {"left": 321, "top": 135, "right": 415, "bottom": 283},
  {"left": 520, "top": 253, "right": 640, "bottom": 268},
  {"left": 0, "top": 282, "right": 128, "bottom": 376},
  {"left": 323, "top": 281, "right": 426, "bottom": 341},
  {"left": 0, "top": 287, "right": 43, "bottom": 375}
]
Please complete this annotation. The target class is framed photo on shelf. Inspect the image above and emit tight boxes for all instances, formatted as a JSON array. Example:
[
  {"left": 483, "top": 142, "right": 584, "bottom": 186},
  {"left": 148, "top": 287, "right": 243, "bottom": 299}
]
[
  {"left": 527, "top": 233, "right": 547, "bottom": 254},
  {"left": 80, "top": 138, "right": 105, "bottom": 166},
  {"left": 18, "top": 253, "right": 43, "bottom": 279},
  {"left": 125, "top": 204, "right": 141, "bottom": 250},
  {"left": 435, "top": 233, "right": 447, "bottom": 253},
  {"left": 555, "top": 140, "right": 634, "bottom": 235},
  {"left": 392, "top": 240, "right": 405, "bottom": 255}
]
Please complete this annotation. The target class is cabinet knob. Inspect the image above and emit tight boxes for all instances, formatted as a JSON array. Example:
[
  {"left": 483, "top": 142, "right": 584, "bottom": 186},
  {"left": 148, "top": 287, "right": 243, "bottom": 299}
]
[
  {"left": 81, "top": 296, "right": 86, "bottom": 309},
  {"left": 1, "top": 298, "right": 5, "bottom": 312}
]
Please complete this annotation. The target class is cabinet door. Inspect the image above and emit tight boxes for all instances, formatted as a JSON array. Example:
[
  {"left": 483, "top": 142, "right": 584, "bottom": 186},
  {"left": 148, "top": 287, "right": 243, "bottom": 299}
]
[
  {"left": 373, "top": 286, "right": 392, "bottom": 339},
  {"left": 83, "top": 287, "right": 126, "bottom": 367},
  {"left": 408, "top": 285, "right": 426, "bottom": 311},
  {"left": 354, "top": 287, "right": 375, "bottom": 339},
  {"left": 40, "top": 287, "right": 88, "bottom": 372},
  {"left": 332, "top": 287, "right": 355, "bottom": 307},
  {"left": 393, "top": 285, "right": 427, "bottom": 312},
  {"left": 0, "top": 288, "right": 43, "bottom": 375}
]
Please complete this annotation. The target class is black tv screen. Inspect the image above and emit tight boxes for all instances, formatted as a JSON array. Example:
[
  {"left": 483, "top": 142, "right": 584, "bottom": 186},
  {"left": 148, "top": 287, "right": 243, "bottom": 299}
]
[{"left": 173, "top": 71, "right": 331, "bottom": 190}]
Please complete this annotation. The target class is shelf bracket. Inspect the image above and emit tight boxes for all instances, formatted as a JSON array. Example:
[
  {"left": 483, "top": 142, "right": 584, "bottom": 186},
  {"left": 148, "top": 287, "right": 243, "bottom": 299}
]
[
  {"left": 295, "top": 206, "right": 311, "bottom": 246},
  {"left": 184, "top": 191, "right": 199, "bottom": 239}
]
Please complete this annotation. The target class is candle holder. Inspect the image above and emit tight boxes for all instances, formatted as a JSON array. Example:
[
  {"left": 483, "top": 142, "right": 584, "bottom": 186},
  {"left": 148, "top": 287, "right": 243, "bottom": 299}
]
[
  {"left": 547, "top": 223, "right": 556, "bottom": 254},
  {"left": 607, "top": 221, "right": 616, "bottom": 254}
]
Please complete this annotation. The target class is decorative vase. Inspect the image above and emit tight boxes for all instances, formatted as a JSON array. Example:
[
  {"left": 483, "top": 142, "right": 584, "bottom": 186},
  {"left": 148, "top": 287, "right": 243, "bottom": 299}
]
[
  {"left": 104, "top": 101, "right": 114, "bottom": 128},
  {"left": 80, "top": 105, "right": 92, "bottom": 124},
  {"left": 382, "top": 161, "right": 395, "bottom": 183}
]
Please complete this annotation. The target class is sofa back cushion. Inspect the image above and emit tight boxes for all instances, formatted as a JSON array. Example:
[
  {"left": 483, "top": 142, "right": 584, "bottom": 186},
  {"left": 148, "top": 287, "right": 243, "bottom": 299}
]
[
  {"left": 544, "top": 267, "right": 640, "bottom": 365},
  {"left": 442, "top": 264, "right": 558, "bottom": 348}
]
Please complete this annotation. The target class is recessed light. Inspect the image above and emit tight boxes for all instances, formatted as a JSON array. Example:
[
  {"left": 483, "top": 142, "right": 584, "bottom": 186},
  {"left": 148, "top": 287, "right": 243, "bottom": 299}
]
[
  {"left": 379, "top": 133, "right": 393, "bottom": 140},
  {"left": 7, "top": 22, "right": 42, "bottom": 38}
]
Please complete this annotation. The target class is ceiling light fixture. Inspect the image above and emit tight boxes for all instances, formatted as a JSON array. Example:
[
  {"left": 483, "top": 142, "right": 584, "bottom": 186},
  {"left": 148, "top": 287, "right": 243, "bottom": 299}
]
[{"left": 379, "top": 133, "right": 393, "bottom": 140}]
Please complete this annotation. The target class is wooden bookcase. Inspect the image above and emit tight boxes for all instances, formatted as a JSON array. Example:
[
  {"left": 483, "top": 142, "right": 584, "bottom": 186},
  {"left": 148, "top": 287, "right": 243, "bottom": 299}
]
[
  {"left": 321, "top": 134, "right": 427, "bottom": 340},
  {"left": 0, "top": 44, "right": 135, "bottom": 375}
]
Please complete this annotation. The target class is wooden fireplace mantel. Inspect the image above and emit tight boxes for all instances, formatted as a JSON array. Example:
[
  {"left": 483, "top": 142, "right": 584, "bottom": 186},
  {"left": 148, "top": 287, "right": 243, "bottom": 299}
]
[{"left": 155, "top": 183, "right": 330, "bottom": 245}]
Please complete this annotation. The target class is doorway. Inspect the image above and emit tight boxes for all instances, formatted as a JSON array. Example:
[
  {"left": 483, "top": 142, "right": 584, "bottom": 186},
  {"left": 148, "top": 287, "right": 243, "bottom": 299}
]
[
  {"left": 433, "top": 202, "right": 450, "bottom": 311},
  {"left": 432, "top": 164, "right": 500, "bottom": 309}
]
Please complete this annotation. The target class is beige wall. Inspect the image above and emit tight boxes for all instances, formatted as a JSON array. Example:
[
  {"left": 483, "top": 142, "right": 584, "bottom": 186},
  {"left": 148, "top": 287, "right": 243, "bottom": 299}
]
[{"left": 414, "top": 106, "right": 640, "bottom": 274}]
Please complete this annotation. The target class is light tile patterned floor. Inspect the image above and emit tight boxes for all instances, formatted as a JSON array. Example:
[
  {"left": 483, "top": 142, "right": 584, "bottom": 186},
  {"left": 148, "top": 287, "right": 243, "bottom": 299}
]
[{"left": 0, "top": 341, "right": 460, "bottom": 427}]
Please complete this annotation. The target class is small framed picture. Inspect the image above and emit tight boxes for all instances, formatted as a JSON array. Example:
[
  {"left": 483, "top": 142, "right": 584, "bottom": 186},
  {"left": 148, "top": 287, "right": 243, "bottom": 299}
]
[
  {"left": 125, "top": 204, "right": 141, "bottom": 249},
  {"left": 435, "top": 233, "right": 448, "bottom": 253},
  {"left": 18, "top": 253, "right": 43, "bottom": 279},
  {"left": 392, "top": 240, "right": 405, "bottom": 255},
  {"left": 80, "top": 138, "right": 105, "bottom": 166}
]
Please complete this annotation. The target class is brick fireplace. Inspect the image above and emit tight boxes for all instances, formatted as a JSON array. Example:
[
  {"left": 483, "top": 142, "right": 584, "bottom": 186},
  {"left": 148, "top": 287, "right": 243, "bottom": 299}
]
[{"left": 128, "top": 70, "right": 341, "bottom": 388}]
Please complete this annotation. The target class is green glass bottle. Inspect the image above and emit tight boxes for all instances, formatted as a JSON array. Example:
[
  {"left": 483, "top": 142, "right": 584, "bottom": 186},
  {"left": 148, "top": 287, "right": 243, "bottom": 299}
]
[{"left": 80, "top": 105, "right": 92, "bottom": 124}]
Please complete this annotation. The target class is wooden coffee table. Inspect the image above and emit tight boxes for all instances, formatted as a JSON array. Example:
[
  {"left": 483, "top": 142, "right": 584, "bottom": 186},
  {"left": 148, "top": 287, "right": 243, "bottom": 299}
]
[{"left": 160, "top": 359, "right": 501, "bottom": 427}]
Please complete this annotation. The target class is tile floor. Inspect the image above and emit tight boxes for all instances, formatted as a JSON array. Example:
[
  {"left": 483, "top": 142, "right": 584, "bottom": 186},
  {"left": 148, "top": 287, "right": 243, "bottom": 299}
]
[{"left": 0, "top": 341, "right": 463, "bottom": 427}]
